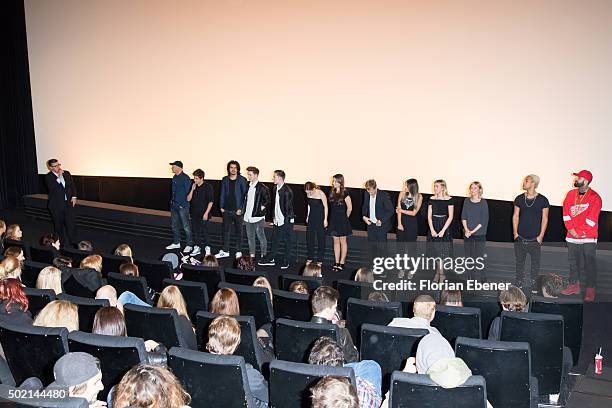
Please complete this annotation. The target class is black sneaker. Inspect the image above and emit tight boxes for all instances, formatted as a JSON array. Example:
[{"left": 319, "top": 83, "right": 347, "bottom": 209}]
[
  {"left": 258, "top": 257, "right": 275, "bottom": 266},
  {"left": 280, "top": 262, "right": 290, "bottom": 270}
]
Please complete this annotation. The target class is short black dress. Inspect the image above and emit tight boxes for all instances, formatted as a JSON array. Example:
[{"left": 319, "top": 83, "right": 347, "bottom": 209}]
[
  {"left": 426, "top": 197, "right": 454, "bottom": 258},
  {"left": 397, "top": 194, "right": 419, "bottom": 242},
  {"left": 327, "top": 190, "right": 352, "bottom": 237}
]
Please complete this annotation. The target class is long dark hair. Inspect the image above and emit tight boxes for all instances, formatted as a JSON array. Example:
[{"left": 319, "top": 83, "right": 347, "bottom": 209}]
[
  {"left": 405, "top": 178, "right": 419, "bottom": 198},
  {"left": 329, "top": 174, "right": 346, "bottom": 203},
  {"left": 92, "top": 306, "right": 127, "bottom": 336}
]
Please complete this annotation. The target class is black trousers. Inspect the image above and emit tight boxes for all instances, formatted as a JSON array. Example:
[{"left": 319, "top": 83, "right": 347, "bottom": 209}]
[
  {"left": 270, "top": 222, "right": 294, "bottom": 264},
  {"left": 49, "top": 201, "right": 76, "bottom": 247},
  {"left": 192, "top": 218, "right": 211, "bottom": 248},
  {"left": 464, "top": 235, "right": 487, "bottom": 281},
  {"left": 514, "top": 239, "right": 541, "bottom": 287},
  {"left": 367, "top": 224, "right": 388, "bottom": 265},
  {"left": 306, "top": 225, "right": 325, "bottom": 262},
  {"left": 222, "top": 211, "right": 244, "bottom": 253},
  {"left": 568, "top": 242, "right": 597, "bottom": 288}
]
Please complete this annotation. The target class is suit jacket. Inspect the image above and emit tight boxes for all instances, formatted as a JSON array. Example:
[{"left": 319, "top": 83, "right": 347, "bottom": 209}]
[
  {"left": 45, "top": 171, "right": 77, "bottom": 211},
  {"left": 362, "top": 190, "right": 394, "bottom": 231}
]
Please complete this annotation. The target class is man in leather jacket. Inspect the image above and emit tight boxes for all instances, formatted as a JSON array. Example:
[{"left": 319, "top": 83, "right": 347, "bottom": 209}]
[
  {"left": 243, "top": 166, "right": 271, "bottom": 259},
  {"left": 310, "top": 286, "right": 359, "bottom": 363}
]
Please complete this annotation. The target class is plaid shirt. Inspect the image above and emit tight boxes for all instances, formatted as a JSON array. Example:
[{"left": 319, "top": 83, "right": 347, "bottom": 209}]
[{"left": 357, "top": 377, "right": 382, "bottom": 408}]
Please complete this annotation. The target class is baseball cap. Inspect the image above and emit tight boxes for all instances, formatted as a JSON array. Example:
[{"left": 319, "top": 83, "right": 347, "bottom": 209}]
[
  {"left": 572, "top": 170, "right": 593, "bottom": 183},
  {"left": 48, "top": 352, "right": 99, "bottom": 389},
  {"left": 169, "top": 160, "right": 184, "bottom": 168}
]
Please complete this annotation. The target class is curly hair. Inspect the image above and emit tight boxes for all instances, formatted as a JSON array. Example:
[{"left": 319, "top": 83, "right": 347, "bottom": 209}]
[
  {"left": 113, "top": 364, "right": 190, "bottom": 408},
  {"left": 308, "top": 337, "right": 344, "bottom": 367}
]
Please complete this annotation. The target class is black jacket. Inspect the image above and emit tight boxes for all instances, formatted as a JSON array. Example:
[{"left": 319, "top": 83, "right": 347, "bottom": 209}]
[
  {"left": 361, "top": 190, "right": 394, "bottom": 231},
  {"left": 271, "top": 184, "right": 295, "bottom": 222},
  {"left": 242, "top": 182, "right": 271, "bottom": 218},
  {"left": 45, "top": 171, "right": 77, "bottom": 211},
  {"left": 311, "top": 316, "right": 359, "bottom": 363}
]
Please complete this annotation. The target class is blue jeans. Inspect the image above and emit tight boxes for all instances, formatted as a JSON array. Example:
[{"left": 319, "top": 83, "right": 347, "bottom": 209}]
[
  {"left": 345, "top": 359, "right": 382, "bottom": 397},
  {"left": 171, "top": 206, "right": 192, "bottom": 245},
  {"left": 118, "top": 291, "right": 151, "bottom": 307}
]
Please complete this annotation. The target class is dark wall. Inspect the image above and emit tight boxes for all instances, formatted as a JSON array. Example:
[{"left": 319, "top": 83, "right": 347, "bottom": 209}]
[
  {"left": 0, "top": 0, "right": 38, "bottom": 209},
  {"left": 37, "top": 174, "right": 611, "bottom": 243}
]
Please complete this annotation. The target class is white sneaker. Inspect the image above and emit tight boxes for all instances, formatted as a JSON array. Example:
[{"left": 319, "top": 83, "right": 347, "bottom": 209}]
[
  {"left": 183, "top": 246, "right": 193, "bottom": 254},
  {"left": 166, "top": 243, "right": 180, "bottom": 250},
  {"left": 235, "top": 251, "right": 243, "bottom": 259},
  {"left": 191, "top": 246, "right": 201, "bottom": 256},
  {"left": 204, "top": 246, "right": 211, "bottom": 256},
  {"left": 215, "top": 250, "right": 230, "bottom": 259}
]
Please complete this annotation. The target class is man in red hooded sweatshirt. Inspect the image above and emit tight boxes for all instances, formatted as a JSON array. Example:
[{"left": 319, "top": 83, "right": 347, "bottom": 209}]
[{"left": 560, "top": 170, "right": 602, "bottom": 301}]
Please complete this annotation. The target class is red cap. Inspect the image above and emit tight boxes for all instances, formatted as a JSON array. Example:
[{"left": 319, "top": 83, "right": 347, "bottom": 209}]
[{"left": 572, "top": 170, "right": 593, "bottom": 183}]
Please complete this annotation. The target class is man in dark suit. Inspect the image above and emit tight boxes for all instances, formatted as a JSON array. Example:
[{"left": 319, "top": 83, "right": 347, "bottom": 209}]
[
  {"left": 362, "top": 179, "right": 394, "bottom": 262},
  {"left": 45, "top": 158, "right": 77, "bottom": 247}
]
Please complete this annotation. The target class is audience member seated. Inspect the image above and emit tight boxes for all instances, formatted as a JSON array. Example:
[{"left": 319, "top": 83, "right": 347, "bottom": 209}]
[
  {"left": 202, "top": 255, "right": 219, "bottom": 268},
  {"left": 488, "top": 285, "right": 527, "bottom": 341},
  {"left": 205, "top": 315, "right": 268, "bottom": 408},
  {"left": 61, "top": 255, "right": 104, "bottom": 293},
  {"left": 36, "top": 266, "right": 63, "bottom": 294},
  {"left": 4, "top": 246, "right": 25, "bottom": 262},
  {"left": 40, "top": 233, "right": 61, "bottom": 251},
  {"left": 92, "top": 306, "right": 167, "bottom": 364},
  {"left": 78, "top": 240, "right": 94, "bottom": 252},
  {"left": 112, "top": 363, "right": 191, "bottom": 408},
  {"left": 33, "top": 299, "right": 79, "bottom": 331},
  {"left": 253, "top": 276, "right": 273, "bottom": 301},
  {"left": 440, "top": 290, "right": 463, "bottom": 306},
  {"left": 114, "top": 244, "right": 133, "bottom": 263},
  {"left": 236, "top": 255, "right": 255, "bottom": 271},
  {"left": 542, "top": 273, "right": 564, "bottom": 298},
  {"left": 0, "top": 220, "right": 5, "bottom": 248},
  {"left": 367, "top": 291, "right": 389, "bottom": 302},
  {"left": 311, "top": 375, "right": 359, "bottom": 408},
  {"left": 0, "top": 278, "right": 32, "bottom": 325},
  {"left": 303, "top": 263, "right": 322, "bottom": 278},
  {"left": 311, "top": 286, "right": 358, "bottom": 363},
  {"left": 0, "top": 256, "right": 22, "bottom": 281},
  {"left": 389, "top": 295, "right": 455, "bottom": 373},
  {"left": 309, "top": 336, "right": 382, "bottom": 407},
  {"left": 5, "top": 224, "right": 22, "bottom": 241},
  {"left": 95, "top": 285, "right": 150, "bottom": 313},
  {"left": 120, "top": 263, "right": 155, "bottom": 301},
  {"left": 289, "top": 280, "right": 309, "bottom": 294},
  {"left": 354, "top": 267, "right": 373, "bottom": 283},
  {"left": 46, "top": 352, "right": 105, "bottom": 408},
  {"left": 80, "top": 255, "right": 104, "bottom": 277},
  {"left": 53, "top": 255, "right": 73, "bottom": 270},
  {"left": 157, "top": 286, "right": 197, "bottom": 350}
]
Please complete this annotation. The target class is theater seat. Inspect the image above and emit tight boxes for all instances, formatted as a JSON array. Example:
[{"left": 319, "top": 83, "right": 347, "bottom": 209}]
[
  {"left": 61, "top": 247, "right": 90, "bottom": 266},
  {"left": 21, "top": 261, "right": 50, "bottom": 289},
  {"left": 389, "top": 371, "right": 488, "bottom": 408},
  {"left": 499, "top": 311, "right": 567, "bottom": 396},
  {"left": 431, "top": 304, "right": 482, "bottom": 344},
  {"left": 29, "top": 245, "right": 56, "bottom": 265},
  {"left": 455, "top": 337, "right": 539, "bottom": 408},
  {"left": 335, "top": 279, "right": 374, "bottom": 315},
  {"left": 346, "top": 298, "right": 401, "bottom": 347},
  {"left": 163, "top": 279, "right": 209, "bottom": 321},
  {"left": 57, "top": 294, "right": 109, "bottom": 332},
  {"left": 279, "top": 274, "right": 323, "bottom": 293},
  {"left": 168, "top": 347, "right": 255, "bottom": 408},
  {"left": 0, "top": 322, "right": 68, "bottom": 386},
  {"left": 272, "top": 289, "right": 311, "bottom": 322},
  {"left": 360, "top": 323, "right": 428, "bottom": 394},
  {"left": 68, "top": 331, "right": 148, "bottom": 401},
  {"left": 463, "top": 295, "right": 502, "bottom": 338},
  {"left": 134, "top": 258, "right": 173, "bottom": 293},
  {"left": 107, "top": 272, "right": 152, "bottom": 305},
  {"left": 0, "top": 384, "right": 88, "bottom": 407},
  {"left": 218, "top": 282, "right": 274, "bottom": 330},
  {"left": 23, "top": 287, "right": 55, "bottom": 317},
  {"left": 123, "top": 304, "right": 185, "bottom": 348},
  {"left": 195, "top": 311, "right": 264, "bottom": 371},
  {"left": 100, "top": 254, "right": 131, "bottom": 278},
  {"left": 269, "top": 359, "right": 356, "bottom": 408},
  {"left": 274, "top": 318, "right": 340, "bottom": 363},
  {"left": 180, "top": 264, "right": 225, "bottom": 300},
  {"left": 224, "top": 268, "right": 270, "bottom": 286}
]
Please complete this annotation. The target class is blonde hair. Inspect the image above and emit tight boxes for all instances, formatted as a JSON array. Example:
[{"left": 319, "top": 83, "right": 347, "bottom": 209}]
[
  {"left": 157, "top": 285, "right": 190, "bottom": 321},
  {"left": 206, "top": 315, "right": 241, "bottom": 355},
  {"left": 80, "top": 255, "right": 103, "bottom": 274},
  {"left": 253, "top": 276, "right": 273, "bottom": 301},
  {"left": 526, "top": 174, "right": 540, "bottom": 188},
  {"left": 354, "top": 267, "right": 373, "bottom": 283},
  {"left": 0, "top": 256, "right": 21, "bottom": 280},
  {"left": 33, "top": 300, "right": 79, "bottom": 332},
  {"left": 413, "top": 295, "right": 436, "bottom": 320},
  {"left": 0, "top": 220, "right": 6, "bottom": 235},
  {"left": 210, "top": 288, "right": 240, "bottom": 316},
  {"left": 289, "top": 281, "right": 309, "bottom": 295},
  {"left": 5, "top": 224, "right": 21, "bottom": 241},
  {"left": 499, "top": 285, "right": 527, "bottom": 312},
  {"left": 36, "top": 266, "right": 63, "bottom": 294},
  {"left": 113, "top": 364, "right": 190, "bottom": 408},
  {"left": 468, "top": 181, "right": 483, "bottom": 199},
  {"left": 114, "top": 244, "right": 133, "bottom": 262},
  {"left": 311, "top": 376, "right": 359, "bottom": 408},
  {"left": 433, "top": 179, "right": 449, "bottom": 197},
  {"left": 303, "top": 263, "right": 322, "bottom": 278}
]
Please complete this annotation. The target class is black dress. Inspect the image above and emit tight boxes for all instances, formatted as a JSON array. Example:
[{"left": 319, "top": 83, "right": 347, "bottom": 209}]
[
  {"left": 426, "top": 198, "right": 454, "bottom": 258},
  {"left": 327, "top": 191, "right": 352, "bottom": 237},
  {"left": 397, "top": 194, "right": 419, "bottom": 242},
  {"left": 307, "top": 197, "right": 326, "bottom": 261}
]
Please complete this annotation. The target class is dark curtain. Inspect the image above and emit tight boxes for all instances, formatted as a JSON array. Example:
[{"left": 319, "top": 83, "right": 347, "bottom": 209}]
[{"left": 0, "top": 0, "right": 39, "bottom": 209}]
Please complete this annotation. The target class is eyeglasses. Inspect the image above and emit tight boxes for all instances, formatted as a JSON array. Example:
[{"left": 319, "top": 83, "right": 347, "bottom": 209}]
[{"left": 51, "top": 163, "right": 61, "bottom": 167}]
